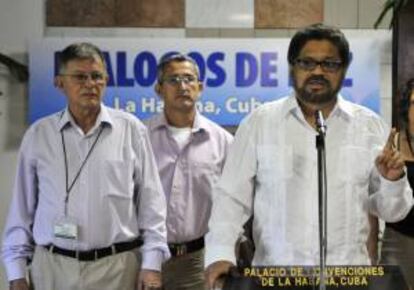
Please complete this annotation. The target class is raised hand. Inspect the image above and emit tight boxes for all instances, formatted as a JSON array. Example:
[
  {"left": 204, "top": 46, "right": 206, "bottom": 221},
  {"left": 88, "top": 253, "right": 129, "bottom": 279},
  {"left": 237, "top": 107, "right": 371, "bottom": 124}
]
[{"left": 375, "top": 128, "right": 405, "bottom": 181}]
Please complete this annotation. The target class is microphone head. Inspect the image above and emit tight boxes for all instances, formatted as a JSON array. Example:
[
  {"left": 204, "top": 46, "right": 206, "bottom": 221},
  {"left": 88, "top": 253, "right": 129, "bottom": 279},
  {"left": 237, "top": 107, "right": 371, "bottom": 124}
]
[{"left": 315, "top": 110, "right": 327, "bottom": 135}]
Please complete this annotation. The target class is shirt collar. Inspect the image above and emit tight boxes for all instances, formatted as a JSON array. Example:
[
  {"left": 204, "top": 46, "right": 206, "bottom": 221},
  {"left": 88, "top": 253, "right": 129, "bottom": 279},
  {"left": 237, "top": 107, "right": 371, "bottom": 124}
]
[
  {"left": 152, "top": 110, "right": 209, "bottom": 134},
  {"left": 192, "top": 112, "right": 209, "bottom": 134},
  {"left": 284, "top": 95, "right": 300, "bottom": 118},
  {"left": 333, "top": 95, "right": 354, "bottom": 120},
  {"left": 57, "top": 103, "right": 113, "bottom": 132},
  {"left": 284, "top": 94, "right": 352, "bottom": 121}
]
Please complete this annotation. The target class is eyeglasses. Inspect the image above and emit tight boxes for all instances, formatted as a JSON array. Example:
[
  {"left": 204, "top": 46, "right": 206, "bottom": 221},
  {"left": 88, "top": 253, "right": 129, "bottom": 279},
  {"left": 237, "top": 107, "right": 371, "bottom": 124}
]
[
  {"left": 294, "top": 58, "right": 343, "bottom": 73},
  {"left": 162, "top": 75, "right": 198, "bottom": 85},
  {"left": 60, "top": 72, "right": 107, "bottom": 84}
]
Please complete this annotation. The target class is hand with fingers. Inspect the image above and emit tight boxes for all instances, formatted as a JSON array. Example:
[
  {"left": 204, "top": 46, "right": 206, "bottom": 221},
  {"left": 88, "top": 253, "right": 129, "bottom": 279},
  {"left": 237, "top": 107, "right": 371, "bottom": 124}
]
[
  {"left": 136, "top": 269, "right": 162, "bottom": 290},
  {"left": 9, "top": 278, "right": 29, "bottom": 290},
  {"left": 205, "top": 261, "right": 234, "bottom": 290},
  {"left": 375, "top": 128, "right": 406, "bottom": 181}
]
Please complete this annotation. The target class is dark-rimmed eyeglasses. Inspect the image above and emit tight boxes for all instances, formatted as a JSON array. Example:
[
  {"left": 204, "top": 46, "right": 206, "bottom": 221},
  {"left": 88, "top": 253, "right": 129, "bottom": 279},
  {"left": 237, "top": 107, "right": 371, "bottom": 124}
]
[
  {"left": 294, "top": 58, "right": 343, "bottom": 73},
  {"left": 60, "top": 72, "right": 107, "bottom": 84},
  {"left": 162, "top": 75, "right": 198, "bottom": 86}
]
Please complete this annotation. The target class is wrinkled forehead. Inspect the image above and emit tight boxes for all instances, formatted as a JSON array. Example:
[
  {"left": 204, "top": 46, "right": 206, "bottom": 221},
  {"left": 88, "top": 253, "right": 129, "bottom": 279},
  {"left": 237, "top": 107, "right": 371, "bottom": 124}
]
[{"left": 61, "top": 55, "right": 106, "bottom": 72}]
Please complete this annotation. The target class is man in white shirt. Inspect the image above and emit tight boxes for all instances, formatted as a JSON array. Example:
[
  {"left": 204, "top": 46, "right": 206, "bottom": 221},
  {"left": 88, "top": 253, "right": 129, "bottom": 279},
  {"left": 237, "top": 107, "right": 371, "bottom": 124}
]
[
  {"left": 2, "top": 42, "right": 169, "bottom": 290},
  {"left": 205, "top": 24, "right": 413, "bottom": 289}
]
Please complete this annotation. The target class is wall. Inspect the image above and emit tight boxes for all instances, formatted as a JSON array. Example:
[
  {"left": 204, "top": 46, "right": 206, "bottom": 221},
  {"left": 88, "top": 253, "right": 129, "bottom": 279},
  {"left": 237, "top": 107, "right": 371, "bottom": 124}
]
[
  {"left": 0, "top": 0, "right": 44, "bottom": 288},
  {"left": 0, "top": 0, "right": 393, "bottom": 288}
]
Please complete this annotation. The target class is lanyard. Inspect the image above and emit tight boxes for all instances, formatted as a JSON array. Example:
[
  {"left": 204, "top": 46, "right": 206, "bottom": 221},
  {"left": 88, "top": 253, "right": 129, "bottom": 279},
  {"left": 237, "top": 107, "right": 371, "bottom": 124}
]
[{"left": 61, "top": 125, "right": 104, "bottom": 215}]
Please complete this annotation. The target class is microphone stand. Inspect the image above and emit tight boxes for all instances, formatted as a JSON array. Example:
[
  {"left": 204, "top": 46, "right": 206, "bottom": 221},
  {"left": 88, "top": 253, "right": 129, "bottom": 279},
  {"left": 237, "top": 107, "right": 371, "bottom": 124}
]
[{"left": 315, "top": 111, "right": 327, "bottom": 290}]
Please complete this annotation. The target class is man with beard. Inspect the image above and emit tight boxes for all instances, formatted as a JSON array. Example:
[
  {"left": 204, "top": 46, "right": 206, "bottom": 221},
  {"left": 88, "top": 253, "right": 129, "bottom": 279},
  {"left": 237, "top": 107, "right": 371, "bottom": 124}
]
[
  {"left": 146, "top": 54, "right": 233, "bottom": 290},
  {"left": 204, "top": 24, "right": 413, "bottom": 289}
]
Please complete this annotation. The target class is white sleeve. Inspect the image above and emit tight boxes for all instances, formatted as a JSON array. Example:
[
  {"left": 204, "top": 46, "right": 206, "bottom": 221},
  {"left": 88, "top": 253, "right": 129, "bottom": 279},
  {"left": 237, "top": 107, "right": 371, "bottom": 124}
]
[{"left": 205, "top": 114, "right": 258, "bottom": 267}]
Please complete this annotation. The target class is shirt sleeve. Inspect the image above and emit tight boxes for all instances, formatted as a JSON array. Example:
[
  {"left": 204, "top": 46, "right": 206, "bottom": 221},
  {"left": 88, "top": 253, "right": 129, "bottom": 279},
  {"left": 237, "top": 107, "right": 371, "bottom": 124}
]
[
  {"left": 205, "top": 114, "right": 257, "bottom": 267},
  {"left": 2, "top": 128, "right": 37, "bottom": 281},
  {"left": 134, "top": 126, "right": 170, "bottom": 271},
  {"left": 368, "top": 166, "right": 413, "bottom": 222},
  {"left": 367, "top": 118, "right": 413, "bottom": 222}
]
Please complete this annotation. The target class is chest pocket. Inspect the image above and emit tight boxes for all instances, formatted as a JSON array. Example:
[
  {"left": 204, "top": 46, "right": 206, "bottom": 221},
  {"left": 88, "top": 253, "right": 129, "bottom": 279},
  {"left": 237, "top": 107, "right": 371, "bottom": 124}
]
[
  {"left": 101, "top": 159, "right": 133, "bottom": 199},
  {"left": 190, "top": 161, "right": 220, "bottom": 194},
  {"left": 336, "top": 145, "right": 372, "bottom": 183}
]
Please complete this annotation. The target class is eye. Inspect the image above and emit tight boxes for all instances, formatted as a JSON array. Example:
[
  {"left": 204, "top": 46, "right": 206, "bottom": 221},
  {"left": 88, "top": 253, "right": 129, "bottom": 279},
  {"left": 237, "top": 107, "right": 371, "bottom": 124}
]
[
  {"left": 183, "top": 75, "right": 197, "bottom": 83},
  {"left": 322, "top": 60, "right": 342, "bottom": 71},
  {"left": 302, "top": 59, "right": 316, "bottom": 68},
  {"left": 74, "top": 74, "right": 89, "bottom": 82},
  {"left": 164, "top": 76, "right": 180, "bottom": 84},
  {"left": 295, "top": 59, "right": 317, "bottom": 70},
  {"left": 163, "top": 75, "right": 197, "bottom": 85},
  {"left": 90, "top": 72, "right": 105, "bottom": 81}
]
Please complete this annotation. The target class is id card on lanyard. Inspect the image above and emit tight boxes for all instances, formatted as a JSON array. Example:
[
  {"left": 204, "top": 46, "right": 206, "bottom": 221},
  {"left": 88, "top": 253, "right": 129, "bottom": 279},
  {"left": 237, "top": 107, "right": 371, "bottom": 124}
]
[
  {"left": 54, "top": 216, "right": 78, "bottom": 240},
  {"left": 53, "top": 125, "right": 104, "bottom": 241}
]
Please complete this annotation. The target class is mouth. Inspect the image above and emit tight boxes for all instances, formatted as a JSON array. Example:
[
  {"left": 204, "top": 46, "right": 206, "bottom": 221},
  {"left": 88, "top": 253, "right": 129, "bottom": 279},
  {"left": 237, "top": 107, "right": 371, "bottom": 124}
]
[
  {"left": 305, "top": 79, "right": 330, "bottom": 92},
  {"left": 177, "top": 94, "right": 192, "bottom": 100},
  {"left": 176, "top": 95, "right": 195, "bottom": 107},
  {"left": 82, "top": 92, "right": 99, "bottom": 98}
]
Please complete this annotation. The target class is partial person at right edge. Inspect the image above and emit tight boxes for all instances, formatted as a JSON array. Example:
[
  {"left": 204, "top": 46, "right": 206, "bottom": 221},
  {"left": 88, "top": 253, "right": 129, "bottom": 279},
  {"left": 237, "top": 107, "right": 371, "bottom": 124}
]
[
  {"left": 204, "top": 23, "right": 414, "bottom": 289},
  {"left": 381, "top": 79, "right": 414, "bottom": 290}
]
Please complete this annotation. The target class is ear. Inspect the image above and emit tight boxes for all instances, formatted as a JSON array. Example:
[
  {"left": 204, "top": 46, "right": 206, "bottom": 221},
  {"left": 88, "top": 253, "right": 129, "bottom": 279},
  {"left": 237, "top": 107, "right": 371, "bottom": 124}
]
[
  {"left": 155, "top": 83, "right": 162, "bottom": 98},
  {"left": 198, "top": 81, "right": 204, "bottom": 93},
  {"left": 54, "top": 76, "right": 63, "bottom": 89}
]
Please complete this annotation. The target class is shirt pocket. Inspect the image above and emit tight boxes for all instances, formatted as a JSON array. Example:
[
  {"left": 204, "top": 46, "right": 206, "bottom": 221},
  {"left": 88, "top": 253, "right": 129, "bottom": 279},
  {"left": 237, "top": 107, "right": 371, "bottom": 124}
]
[
  {"left": 190, "top": 161, "right": 220, "bottom": 196},
  {"left": 336, "top": 145, "right": 372, "bottom": 184},
  {"left": 101, "top": 159, "right": 133, "bottom": 199}
]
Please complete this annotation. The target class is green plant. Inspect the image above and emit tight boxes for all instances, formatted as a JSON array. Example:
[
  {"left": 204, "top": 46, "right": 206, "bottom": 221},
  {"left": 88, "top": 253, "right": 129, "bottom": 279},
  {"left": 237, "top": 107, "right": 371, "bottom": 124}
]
[{"left": 374, "top": 0, "right": 409, "bottom": 29}]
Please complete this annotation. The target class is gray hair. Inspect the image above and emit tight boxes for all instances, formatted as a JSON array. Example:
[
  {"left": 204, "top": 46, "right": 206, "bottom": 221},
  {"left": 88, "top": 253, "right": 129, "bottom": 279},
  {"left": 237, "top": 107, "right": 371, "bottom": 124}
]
[
  {"left": 157, "top": 53, "right": 200, "bottom": 83},
  {"left": 58, "top": 42, "right": 106, "bottom": 73}
]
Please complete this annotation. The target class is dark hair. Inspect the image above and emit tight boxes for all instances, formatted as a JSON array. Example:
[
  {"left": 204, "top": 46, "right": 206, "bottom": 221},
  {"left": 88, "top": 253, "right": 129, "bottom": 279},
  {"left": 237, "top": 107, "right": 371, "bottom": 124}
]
[
  {"left": 399, "top": 78, "right": 414, "bottom": 128},
  {"left": 287, "top": 23, "right": 351, "bottom": 68},
  {"left": 399, "top": 79, "right": 414, "bottom": 156},
  {"left": 58, "top": 42, "right": 106, "bottom": 73},
  {"left": 157, "top": 53, "right": 200, "bottom": 83}
]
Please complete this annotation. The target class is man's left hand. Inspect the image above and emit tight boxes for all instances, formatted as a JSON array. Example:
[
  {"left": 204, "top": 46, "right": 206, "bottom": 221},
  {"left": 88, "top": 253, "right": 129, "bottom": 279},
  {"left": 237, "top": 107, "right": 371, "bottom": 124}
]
[
  {"left": 375, "top": 128, "right": 405, "bottom": 181},
  {"left": 136, "top": 269, "right": 162, "bottom": 290}
]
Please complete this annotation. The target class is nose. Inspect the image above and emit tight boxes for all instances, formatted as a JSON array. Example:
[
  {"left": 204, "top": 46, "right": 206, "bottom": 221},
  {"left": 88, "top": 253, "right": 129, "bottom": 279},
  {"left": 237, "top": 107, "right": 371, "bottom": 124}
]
[
  {"left": 311, "top": 64, "right": 325, "bottom": 74},
  {"left": 83, "top": 75, "right": 97, "bottom": 87},
  {"left": 83, "top": 79, "right": 94, "bottom": 88},
  {"left": 177, "top": 79, "right": 189, "bottom": 89}
]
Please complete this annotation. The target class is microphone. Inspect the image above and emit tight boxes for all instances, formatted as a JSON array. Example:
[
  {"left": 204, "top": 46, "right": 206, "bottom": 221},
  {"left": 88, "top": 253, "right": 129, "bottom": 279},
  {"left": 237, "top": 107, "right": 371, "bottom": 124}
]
[{"left": 315, "top": 110, "right": 327, "bottom": 136}]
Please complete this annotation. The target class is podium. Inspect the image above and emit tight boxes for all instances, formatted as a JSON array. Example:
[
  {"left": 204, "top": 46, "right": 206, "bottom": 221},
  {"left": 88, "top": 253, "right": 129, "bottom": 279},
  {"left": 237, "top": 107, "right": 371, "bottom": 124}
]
[{"left": 222, "top": 266, "right": 408, "bottom": 290}]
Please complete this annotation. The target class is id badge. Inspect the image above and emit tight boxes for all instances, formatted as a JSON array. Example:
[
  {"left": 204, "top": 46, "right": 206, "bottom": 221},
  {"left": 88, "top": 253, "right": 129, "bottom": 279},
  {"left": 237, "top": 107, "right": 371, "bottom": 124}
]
[{"left": 53, "top": 216, "right": 78, "bottom": 240}]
